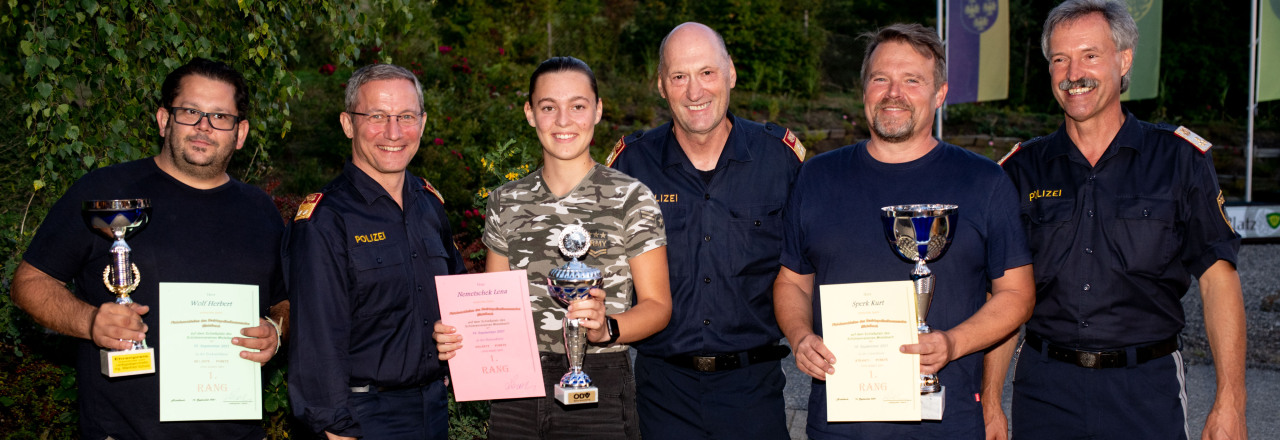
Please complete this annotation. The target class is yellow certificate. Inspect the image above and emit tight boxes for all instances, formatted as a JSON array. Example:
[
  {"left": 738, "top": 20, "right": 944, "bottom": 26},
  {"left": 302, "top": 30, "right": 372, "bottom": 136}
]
[
  {"left": 819, "top": 280, "right": 920, "bottom": 422},
  {"left": 158, "top": 283, "right": 261, "bottom": 421}
]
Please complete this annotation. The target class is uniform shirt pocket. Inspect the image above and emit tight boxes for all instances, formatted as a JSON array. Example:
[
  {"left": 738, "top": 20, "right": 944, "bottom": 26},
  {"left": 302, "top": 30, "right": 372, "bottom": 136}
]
[
  {"left": 1113, "top": 196, "right": 1177, "bottom": 276},
  {"left": 350, "top": 243, "right": 410, "bottom": 317},
  {"left": 728, "top": 203, "right": 784, "bottom": 276},
  {"left": 1024, "top": 198, "right": 1075, "bottom": 279}
]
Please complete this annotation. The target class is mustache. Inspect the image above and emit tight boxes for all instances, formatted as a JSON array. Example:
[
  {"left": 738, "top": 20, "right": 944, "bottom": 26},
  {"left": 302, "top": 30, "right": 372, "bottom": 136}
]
[
  {"left": 875, "top": 97, "right": 912, "bottom": 113},
  {"left": 1058, "top": 78, "right": 1099, "bottom": 91}
]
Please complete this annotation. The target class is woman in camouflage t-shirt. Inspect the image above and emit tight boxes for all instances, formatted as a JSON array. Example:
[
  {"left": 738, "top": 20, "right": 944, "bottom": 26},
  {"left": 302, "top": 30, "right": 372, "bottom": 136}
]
[{"left": 435, "top": 56, "right": 671, "bottom": 439}]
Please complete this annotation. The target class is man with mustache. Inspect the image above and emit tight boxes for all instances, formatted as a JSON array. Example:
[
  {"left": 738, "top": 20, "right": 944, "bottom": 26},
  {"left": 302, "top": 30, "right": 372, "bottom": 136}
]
[
  {"left": 607, "top": 22, "right": 804, "bottom": 439},
  {"left": 283, "top": 63, "right": 466, "bottom": 440},
  {"left": 11, "top": 58, "right": 287, "bottom": 439},
  {"left": 773, "top": 23, "right": 1035, "bottom": 439},
  {"left": 996, "top": 1, "right": 1247, "bottom": 439}
]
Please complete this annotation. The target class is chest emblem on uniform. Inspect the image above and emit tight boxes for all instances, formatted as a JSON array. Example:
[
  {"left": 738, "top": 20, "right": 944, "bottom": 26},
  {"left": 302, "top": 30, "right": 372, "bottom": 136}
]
[
  {"left": 1268, "top": 213, "right": 1280, "bottom": 229},
  {"left": 657, "top": 194, "right": 678, "bottom": 203},
  {"left": 1028, "top": 189, "right": 1062, "bottom": 201},
  {"left": 354, "top": 232, "right": 387, "bottom": 243},
  {"left": 588, "top": 231, "right": 610, "bottom": 258}
]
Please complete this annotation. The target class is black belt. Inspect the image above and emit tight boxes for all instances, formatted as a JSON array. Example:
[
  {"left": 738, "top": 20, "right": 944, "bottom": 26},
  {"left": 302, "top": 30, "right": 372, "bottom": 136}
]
[
  {"left": 1024, "top": 332, "right": 1178, "bottom": 369},
  {"left": 664, "top": 344, "right": 791, "bottom": 372},
  {"left": 350, "top": 379, "right": 437, "bottom": 393}
]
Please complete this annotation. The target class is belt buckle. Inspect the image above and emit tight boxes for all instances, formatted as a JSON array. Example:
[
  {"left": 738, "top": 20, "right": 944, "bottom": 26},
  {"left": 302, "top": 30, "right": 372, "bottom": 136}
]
[
  {"left": 693, "top": 356, "right": 717, "bottom": 372},
  {"left": 1076, "top": 351, "right": 1101, "bottom": 369}
]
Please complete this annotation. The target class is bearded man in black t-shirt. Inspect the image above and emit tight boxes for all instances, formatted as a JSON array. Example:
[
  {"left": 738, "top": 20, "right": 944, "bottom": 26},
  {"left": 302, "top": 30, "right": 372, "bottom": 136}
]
[{"left": 11, "top": 58, "right": 287, "bottom": 440}]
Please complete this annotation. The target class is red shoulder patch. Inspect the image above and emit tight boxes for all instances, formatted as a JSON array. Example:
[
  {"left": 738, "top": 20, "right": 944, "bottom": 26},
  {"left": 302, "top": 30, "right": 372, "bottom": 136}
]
[
  {"left": 606, "top": 137, "right": 627, "bottom": 167},
  {"left": 294, "top": 193, "right": 324, "bottom": 222},
  {"left": 782, "top": 129, "right": 807, "bottom": 162},
  {"left": 997, "top": 143, "right": 1023, "bottom": 166},
  {"left": 421, "top": 178, "right": 445, "bottom": 204}
]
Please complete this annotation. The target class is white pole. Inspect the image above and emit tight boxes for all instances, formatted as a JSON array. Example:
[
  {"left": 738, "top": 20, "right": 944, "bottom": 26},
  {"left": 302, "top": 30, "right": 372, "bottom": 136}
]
[
  {"left": 1247, "top": 0, "right": 1258, "bottom": 202},
  {"left": 937, "top": 0, "right": 945, "bottom": 140}
]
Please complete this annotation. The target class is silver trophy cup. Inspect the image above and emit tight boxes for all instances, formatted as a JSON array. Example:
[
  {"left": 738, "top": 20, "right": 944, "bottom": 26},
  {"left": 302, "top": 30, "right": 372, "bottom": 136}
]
[
  {"left": 881, "top": 204, "right": 958, "bottom": 394},
  {"left": 546, "top": 224, "right": 601, "bottom": 405},
  {"left": 83, "top": 199, "right": 156, "bottom": 377}
]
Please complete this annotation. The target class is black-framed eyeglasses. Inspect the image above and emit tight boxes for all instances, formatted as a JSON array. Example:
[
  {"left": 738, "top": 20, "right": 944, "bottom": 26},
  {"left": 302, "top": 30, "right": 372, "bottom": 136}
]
[
  {"left": 167, "top": 107, "right": 242, "bottom": 131},
  {"left": 347, "top": 111, "right": 424, "bottom": 127}
]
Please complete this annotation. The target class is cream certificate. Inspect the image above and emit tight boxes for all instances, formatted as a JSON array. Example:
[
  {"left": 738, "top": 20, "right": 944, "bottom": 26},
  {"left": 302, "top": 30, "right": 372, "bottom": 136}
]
[
  {"left": 820, "top": 280, "right": 921, "bottom": 422},
  {"left": 158, "top": 283, "right": 261, "bottom": 421},
  {"left": 435, "top": 270, "right": 544, "bottom": 402}
]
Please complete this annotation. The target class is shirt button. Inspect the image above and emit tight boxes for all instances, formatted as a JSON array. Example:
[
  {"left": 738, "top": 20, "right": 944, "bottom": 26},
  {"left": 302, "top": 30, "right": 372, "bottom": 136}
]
[
  {"left": 703, "top": 235, "right": 711, "bottom": 242},
  {"left": 1142, "top": 209, "right": 1150, "bottom": 217},
  {"left": 1088, "top": 175, "right": 1096, "bottom": 182},
  {"left": 703, "top": 319, "right": 711, "bottom": 325},
  {"left": 703, "top": 277, "right": 711, "bottom": 284},
  {"left": 376, "top": 257, "right": 383, "bottom": 263},
  {"left": 754, "top": 220, "right": 762, "bottom": 227},
  {"left": 424, "top": 319, "right": 430, "bottom": 325},
  {"left": 1087, "top": 210, "right": 1094, "bottom": 218},
  {"left": 704, "top": 193, "right": 710, "bottom": 200},
  {"left": 1083, "top": 283, "right": 1091, "bottom": 291},
  {"left": 412, "top": 252, "right": 418, "bottom": 258},
  {"left": 1080, "top": 321, "right": 1089, "bottom": 328},
  {"left": 1084, "top": 248, "right": 1093, "bottom": 254},
  {"left": 417, "top": 285, "right": 424, "bottom": 291}
]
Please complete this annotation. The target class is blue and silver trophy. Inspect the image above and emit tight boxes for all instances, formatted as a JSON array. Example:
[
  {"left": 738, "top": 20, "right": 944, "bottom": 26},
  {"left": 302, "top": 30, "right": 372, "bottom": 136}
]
[
  {"left": 881, "top": 204, "right": 958, "bottom": 394},
  {"left": 546, "top": 224, "right": 602, "bottom": 405},
  {"left": 83, "top": 199, "right": 156, "bottom": 377}
]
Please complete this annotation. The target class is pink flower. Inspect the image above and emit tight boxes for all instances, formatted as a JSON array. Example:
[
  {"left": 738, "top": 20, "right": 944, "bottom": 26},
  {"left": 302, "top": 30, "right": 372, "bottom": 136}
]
[
  {"left": 439, "top": 45, "right": 453, "bottom": 53},
  {"left": 435, "top": 138, "right": 445, "bottom": 146},
  {"left": 498, "top": 47, "right": 506, "bottom": 56},
  {"left": 450, "top": 149, "right": 462, "bottom": 159},
  {"left": 464, "top": 209, "right": 474, "bottom": 218},
  {"left": 319, "top": 64, "right": 336, "bottom": 76},
  {"left": 461, "top": 220, "right": 468, "bottom": 228},
  {"left": 370, "top": 45, "right": 382, "bottom": 53},
  {"left": 988, "top": 141, "right": 995, "bottom": 146}
]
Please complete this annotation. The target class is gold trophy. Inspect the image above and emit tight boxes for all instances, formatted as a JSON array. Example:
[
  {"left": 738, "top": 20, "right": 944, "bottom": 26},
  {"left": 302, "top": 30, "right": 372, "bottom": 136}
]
[{"left": 83, "top": 199, "right": 156, "bottom": 377}]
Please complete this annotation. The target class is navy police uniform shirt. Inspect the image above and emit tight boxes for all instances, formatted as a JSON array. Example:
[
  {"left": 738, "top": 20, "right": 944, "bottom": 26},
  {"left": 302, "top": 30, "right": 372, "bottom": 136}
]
[
  {"left": 283, "top": 161, "right": 466, "bottom": 437},
  {"left": 608, "top": 112, "right": 804, "bottom": 357},
  {"left": 1000, "top": 109, "right": 1240, "bottom": 349}
]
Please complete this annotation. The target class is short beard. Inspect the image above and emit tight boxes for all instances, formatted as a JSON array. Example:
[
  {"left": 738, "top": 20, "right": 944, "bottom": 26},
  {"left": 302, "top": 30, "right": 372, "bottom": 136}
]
[
  {"left": 163, "top": 125, "right": 231, "bottom": 181},
  {"left": 871, "top": 98, "right": 915, "bottom": 143}
]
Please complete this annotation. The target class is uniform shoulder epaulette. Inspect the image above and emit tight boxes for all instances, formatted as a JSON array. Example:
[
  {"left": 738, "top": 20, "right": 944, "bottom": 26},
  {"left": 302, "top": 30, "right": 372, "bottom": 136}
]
[
  {"left": 606, "top": 129, "right": 645, "bottom": 167},
  {"left": 1161, "top": 124, "right": 1213, "bottom": 154},
  {"left": 293, "top": 192, "right": 324, "bottom": 222},
  {"left": 763, "top": 122, "right": 807, "bottom": 162},
  {"left": 421, "top": 177, "right": 445, "bottom": 204},
  {"left": 997, "top": 136, "right": 1043, "bottom": 166}
]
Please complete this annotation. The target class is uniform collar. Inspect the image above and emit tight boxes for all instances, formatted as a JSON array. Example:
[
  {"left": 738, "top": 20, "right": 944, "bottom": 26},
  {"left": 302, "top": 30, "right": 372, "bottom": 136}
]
[
  {"left": 342, "top": 160, "right": 418, "bottom": 206},
  {"left": 1045, "top": 107, "right": 1142, "bottom": 163},
  {"left": 660, "top": 112, "right": 754, "bottom": 170}
]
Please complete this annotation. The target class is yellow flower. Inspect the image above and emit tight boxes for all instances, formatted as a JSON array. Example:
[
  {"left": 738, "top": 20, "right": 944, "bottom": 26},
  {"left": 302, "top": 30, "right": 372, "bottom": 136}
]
[
  {"left": 505, "top": 172, "right": 519, "bottom": 181},
  {"left": 478, "top": 187, "right": 490, "bottom": 199}
]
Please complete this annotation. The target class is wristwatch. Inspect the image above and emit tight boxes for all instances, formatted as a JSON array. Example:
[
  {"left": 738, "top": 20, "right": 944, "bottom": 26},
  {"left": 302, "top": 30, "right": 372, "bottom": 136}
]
[{"left": 604, "top": 316, "right": 620, "bottom": 345}]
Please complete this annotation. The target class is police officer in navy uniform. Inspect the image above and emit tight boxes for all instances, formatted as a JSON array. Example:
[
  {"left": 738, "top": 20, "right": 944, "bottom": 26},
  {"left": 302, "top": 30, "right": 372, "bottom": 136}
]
[
  {"left": 284, "top": 63, "right": 466, "bottom": 440},
  {"left": 607, "top": 22, "right": 804, "bottom": 439},
  {"left": 993, "top": 1, "right": 1248, "bottom": 439}
]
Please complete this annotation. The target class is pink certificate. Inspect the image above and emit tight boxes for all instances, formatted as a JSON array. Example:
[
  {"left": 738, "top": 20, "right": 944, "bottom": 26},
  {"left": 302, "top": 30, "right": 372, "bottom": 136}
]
[{"left": 435, "top": 270, "right": 545, "bottom": 402}]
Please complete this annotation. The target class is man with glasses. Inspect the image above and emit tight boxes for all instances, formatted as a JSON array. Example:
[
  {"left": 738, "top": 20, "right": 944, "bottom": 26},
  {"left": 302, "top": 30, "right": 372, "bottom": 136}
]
[
  {"left": 11, "top": 58, "right": 286, "bottom": 439},
  {"left": 283, "top": 63, "right": 465, "bottom": 440}
]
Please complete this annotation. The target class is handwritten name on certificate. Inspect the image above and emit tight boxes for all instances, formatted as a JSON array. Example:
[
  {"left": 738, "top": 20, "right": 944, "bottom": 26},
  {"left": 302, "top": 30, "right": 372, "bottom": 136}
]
[
  {"left": 436, "top": 270, "right": 544, "bottom": 402},
  {"left": 158, "top": 283, "right": 261, "bottom": 421},
  {"left": 820, "top": 280, "right": 920, "bottom": 422}
]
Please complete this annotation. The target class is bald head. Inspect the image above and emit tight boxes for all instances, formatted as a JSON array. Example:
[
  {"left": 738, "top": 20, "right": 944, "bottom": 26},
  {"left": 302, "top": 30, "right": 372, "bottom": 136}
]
[{"left": 658, "top": 22, "right": 732, "bottom": 76}]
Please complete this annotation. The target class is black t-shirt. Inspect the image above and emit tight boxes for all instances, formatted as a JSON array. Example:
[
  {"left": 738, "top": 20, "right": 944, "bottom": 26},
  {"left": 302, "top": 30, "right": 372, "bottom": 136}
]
[{"left": 23, "top": 158, "right": 285, "bottom": 440}]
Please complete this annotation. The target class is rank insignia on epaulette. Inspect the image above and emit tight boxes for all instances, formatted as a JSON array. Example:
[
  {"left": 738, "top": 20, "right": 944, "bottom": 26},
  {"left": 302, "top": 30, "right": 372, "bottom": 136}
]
[
  {"left": 421, "top": 177, "right": 445, "bottom": 204},
  {"left": 606, "top": 137, "right": 627, "bottom": 167},
  {"left": 1174, "top": 126, "right": 1212, "bottom": 154},
  {"left": 294, "top": 193, "right": 324, "bottom": 222},
  {"left": 782, "top": 129, "right": 807, "bottom": 162},
  {"left": 997, "top": 143, "right": 1023, "bottom": 166}
]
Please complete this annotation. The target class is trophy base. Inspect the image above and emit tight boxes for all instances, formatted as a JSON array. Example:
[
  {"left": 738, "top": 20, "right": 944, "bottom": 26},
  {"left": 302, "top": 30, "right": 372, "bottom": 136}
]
[
  {"left": 554, "top": 384, "right": 598, "bottom": 405},
  {"left": 921, "top": 386, "right": 945, "bottom": 420},
  {"left": 100, "top": 347, "right": 155, "bottom": 377}
]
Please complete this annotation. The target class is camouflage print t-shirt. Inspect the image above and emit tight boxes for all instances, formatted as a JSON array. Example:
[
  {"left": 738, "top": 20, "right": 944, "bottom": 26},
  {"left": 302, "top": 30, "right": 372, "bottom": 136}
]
[{"left": 483, "top": 163, "right": 666, "bottom": 354}]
